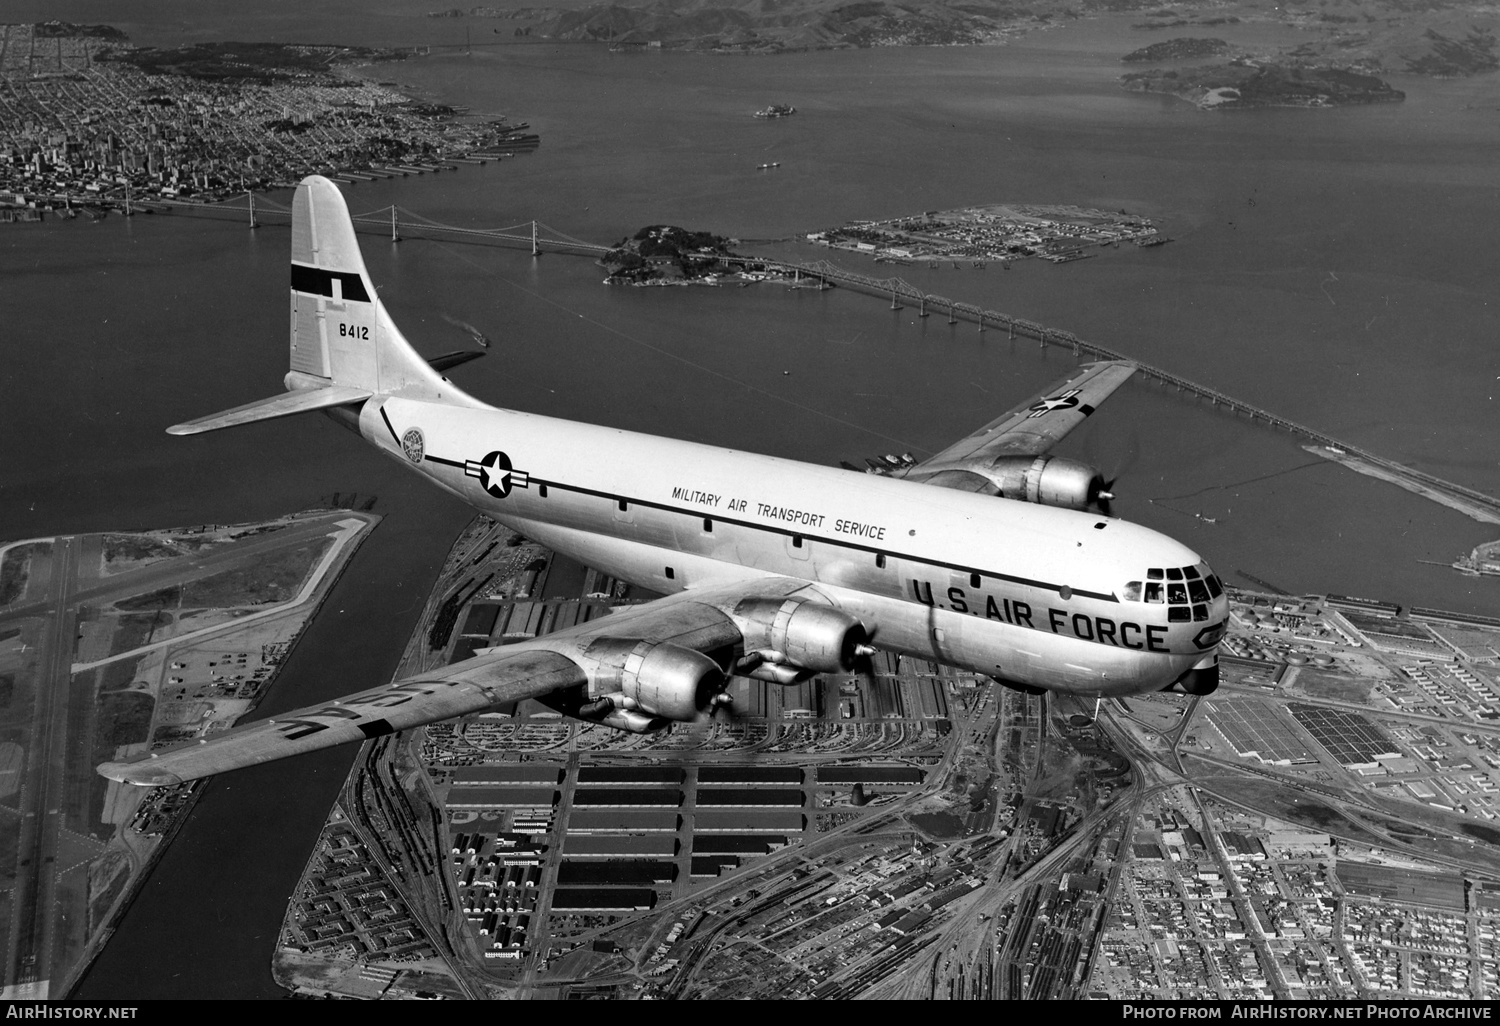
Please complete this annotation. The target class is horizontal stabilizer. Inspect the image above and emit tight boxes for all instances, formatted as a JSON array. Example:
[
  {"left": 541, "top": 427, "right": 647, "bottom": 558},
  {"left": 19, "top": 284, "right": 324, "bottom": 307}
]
[
  {"left": 426, "top": 349, "right": 487, "bottom": 373},
  {"left": 167, "top": 385, "right": 374, "bottom": 436}
]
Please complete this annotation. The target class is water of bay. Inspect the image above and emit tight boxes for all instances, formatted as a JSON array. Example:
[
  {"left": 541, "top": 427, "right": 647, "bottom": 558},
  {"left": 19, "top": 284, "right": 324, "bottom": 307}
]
[{"left": 2, "top": 16, "right": 1487, "bottom": 998}]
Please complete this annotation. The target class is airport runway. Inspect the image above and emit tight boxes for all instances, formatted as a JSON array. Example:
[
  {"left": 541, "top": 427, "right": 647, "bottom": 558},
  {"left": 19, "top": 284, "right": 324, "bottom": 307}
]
[
  {"left": 6, "top": 537, "right": 76, "bottom": 996},
  {"left": 0, "top": 516, "right": 346, "bottom": 630},
  {"left": 0, "top": 513, "right": 355, "bottom": 997}
]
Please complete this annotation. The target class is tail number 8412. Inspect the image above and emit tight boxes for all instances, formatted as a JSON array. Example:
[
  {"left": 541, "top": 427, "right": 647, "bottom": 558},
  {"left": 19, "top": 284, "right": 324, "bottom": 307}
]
[{"left": 338, "top": 323, "right": 369, "bottom": 340}]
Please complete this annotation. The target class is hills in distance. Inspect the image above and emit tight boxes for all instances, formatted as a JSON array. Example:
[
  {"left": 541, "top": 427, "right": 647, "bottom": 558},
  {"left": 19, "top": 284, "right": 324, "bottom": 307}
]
[{"left": 444, "top": 0, "right": 1497, "bottom": 80}]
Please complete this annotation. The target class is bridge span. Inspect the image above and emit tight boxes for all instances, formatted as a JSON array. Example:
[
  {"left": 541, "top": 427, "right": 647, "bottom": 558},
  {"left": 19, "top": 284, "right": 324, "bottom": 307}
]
[
  {"left": 754, "top": 258, "right": 1500, "bottom": 522},
  {"left": 138, "top": 193, "right": 1500, "bottom": 522}
]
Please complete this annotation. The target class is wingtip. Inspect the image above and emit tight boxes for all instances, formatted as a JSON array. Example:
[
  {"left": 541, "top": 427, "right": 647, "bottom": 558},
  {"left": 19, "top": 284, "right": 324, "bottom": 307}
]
[{"left": 97, "top": 760, "right": 186, "bottom": 788}]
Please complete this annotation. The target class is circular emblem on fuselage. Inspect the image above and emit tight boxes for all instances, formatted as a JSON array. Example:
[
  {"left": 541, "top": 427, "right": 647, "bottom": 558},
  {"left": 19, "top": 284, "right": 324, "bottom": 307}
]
[
  {"left": 401, "top": 428, "right": 425, "bottom": 464},
  {"left": 478, "top": 450, "right": 514, "bottom": 497}
]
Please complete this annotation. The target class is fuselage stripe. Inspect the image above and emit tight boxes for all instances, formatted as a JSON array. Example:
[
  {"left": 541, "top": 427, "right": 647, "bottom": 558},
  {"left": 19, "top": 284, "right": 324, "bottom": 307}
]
[
  {"left": 415, "top": 444, "right": 1117, "bottom": 603},
  {"left": 378, "top": 406, "right": 401, "bottom": 445}
]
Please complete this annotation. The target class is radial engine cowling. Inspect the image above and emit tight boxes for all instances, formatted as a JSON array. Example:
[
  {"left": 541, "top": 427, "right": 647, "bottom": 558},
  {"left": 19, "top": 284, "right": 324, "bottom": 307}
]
[
  {"left": 984, "top": 455, "right": 1109, "bottom": 512},
  {"left": 583, "top": 638, "right": 725, "bottom": 722},
  {"left": 732, "top": 597, "right": 870, "bottom": 673}
]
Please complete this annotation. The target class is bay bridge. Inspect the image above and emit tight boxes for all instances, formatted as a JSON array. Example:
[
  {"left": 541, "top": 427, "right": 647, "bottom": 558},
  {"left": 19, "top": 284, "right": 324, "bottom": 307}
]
[
  {"left": 762, "top": 259, "right": 1500, "bottom": 522},
  {"left": 140, "top": 190, "right": 1500, "bottom": 523}
]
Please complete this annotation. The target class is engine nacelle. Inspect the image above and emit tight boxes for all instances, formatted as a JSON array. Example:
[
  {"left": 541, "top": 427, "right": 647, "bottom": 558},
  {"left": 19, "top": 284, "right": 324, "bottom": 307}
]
[
  {"left": 582, "top": 638, "right": 725, "bottom": 722},
  {"left": 732, "top": 598, "right": 870, "bottom": 673},
  {"left": 590, "top": 707, "right": 664, "bottom": 734},
  {"left": 981, "top": 455, "right": 1109, "bottom": 512}
]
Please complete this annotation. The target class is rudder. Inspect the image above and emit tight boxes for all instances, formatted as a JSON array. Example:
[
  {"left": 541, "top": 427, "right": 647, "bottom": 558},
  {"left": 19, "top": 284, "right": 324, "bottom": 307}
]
[
  {"left": 166, "top": 176, "right": 479, "bottom": 436},
  {"left": 287, "top": 175, "right": 457, "bottom": 401}
]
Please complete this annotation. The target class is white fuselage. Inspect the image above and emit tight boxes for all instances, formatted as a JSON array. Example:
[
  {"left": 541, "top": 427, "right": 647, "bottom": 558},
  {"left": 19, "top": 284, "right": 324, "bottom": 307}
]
[{"left": 358, "top": 395, "right": 1228, "bottom": 697}]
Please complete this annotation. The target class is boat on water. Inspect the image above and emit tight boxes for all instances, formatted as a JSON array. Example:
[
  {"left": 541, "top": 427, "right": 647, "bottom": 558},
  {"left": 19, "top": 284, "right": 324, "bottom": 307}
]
[
  {"left": 754, "top": 104, "right": 795, "bottom": 118},
  {"left": 756, "top": 162, "right": 781, "bottom": 169}
]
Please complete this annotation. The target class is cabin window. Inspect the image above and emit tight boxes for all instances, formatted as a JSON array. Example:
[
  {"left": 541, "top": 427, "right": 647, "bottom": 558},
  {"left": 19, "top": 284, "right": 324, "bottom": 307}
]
[
  {"left": 618, "top": 499, "right": 628, "bottom": 512},
  {"left": 665, "top": 566, "right": 675, "bottom": 580},
  {"left": 1167, "top": 583, "right": 1187, "bottom": 604},
  {"left": 1144, "top": 582, "right": 1163, "bottom": 604},
  {"left": 1205, "top": 575, "right": 1223, "bottom": 599},
  {"left": 1122, "top": 581, "right": 1142, "bottom": 602},
  {"left": 876, "top": 553, "right": 887, "bottom": 569},
  {"left": 1183, "top": 566, "right": 1201, "bottom": 580},
  {"left": 1147, "top": 568, "right": 1164, "bottom": 580},
  {"left": 1168, "top": 606, "right": 1191, "bottom": 623},
  {"left": 1192, "top": 603, "right": 1208, "bottom": 621},
  {"left": 538, "top": 484, "right": 548, "bottom": 498},
  {"left": 1166, "top": 567, "right": 1184, "bottom": 581},
  {"left": 792, "top": 534, "right": 804, "bottom": 549},
  {"left": 703, "top": 518, "right": 713, "bottom": 533},
  {"left": 1188, "top": 580, "right": 1210, "bottom": 604},
  {"left": 969, "top": 573, "right": 981, "bottom": 589}
]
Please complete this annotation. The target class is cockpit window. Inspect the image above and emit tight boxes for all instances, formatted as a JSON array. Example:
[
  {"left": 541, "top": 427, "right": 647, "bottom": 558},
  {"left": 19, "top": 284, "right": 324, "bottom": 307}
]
[{"left": 1134, "top": 562, "right": 1225, "bottom": 618}]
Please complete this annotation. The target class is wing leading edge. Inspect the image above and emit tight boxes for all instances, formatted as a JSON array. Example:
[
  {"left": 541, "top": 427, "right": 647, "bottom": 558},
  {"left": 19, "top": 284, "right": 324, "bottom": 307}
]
[
  {"left": 901, "top": 360, "right": 1137, "bottom": 486},
  {"left": 97, "top": 647, "right": 586, "bottom": 786},
  {"left": 97, "top": 579, "right": 811, "bottom": 787}
]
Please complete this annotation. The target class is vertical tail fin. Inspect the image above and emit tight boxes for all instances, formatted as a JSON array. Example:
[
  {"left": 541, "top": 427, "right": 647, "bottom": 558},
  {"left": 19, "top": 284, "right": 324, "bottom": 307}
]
[
  {"left": 287, "top": 175, "right": 469, "bottom": 402},
  {"left": 166, "top": 176, "right": 480, "bottom": 436}
]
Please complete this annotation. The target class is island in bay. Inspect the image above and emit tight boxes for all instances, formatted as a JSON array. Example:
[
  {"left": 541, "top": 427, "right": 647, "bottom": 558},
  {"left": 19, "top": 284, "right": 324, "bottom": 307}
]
[{"left": 1122, "top": 59, "right": 1406, "bottom": 109}]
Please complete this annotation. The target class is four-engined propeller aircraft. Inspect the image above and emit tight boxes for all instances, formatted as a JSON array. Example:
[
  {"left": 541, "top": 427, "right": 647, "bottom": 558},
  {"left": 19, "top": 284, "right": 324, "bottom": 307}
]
[{"left": 97, "top": 175, "right": 1226, "bottom": 787}]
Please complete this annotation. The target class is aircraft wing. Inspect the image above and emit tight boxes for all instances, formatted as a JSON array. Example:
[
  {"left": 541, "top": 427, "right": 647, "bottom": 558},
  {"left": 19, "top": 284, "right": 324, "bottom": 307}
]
[
  {"left": 900, "top": 360, "right": 1137, "bottom": 483},
  {"left": 96, "top": 647, "right": 587, "bottom": 786},
  {"left": 96, "top": 579, "right": 803, "bottom": 787}
]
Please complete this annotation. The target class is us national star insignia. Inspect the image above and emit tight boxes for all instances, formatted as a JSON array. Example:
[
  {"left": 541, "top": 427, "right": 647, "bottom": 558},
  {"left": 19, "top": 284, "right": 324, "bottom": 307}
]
[{"left": 464, "top": 450, "right": 530, "bottom": 498}]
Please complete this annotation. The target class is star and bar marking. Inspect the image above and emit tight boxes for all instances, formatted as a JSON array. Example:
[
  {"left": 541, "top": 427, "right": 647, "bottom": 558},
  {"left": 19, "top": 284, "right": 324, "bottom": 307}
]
[
  {"left": 465, "top": 450, "right": 530, "bottom": 498},
  {"left": 379, "top": 410, "right": 529, "bottom": 499},
  {"left": 1026, "top": 388, "right": 1095, "bottom": 419}
]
